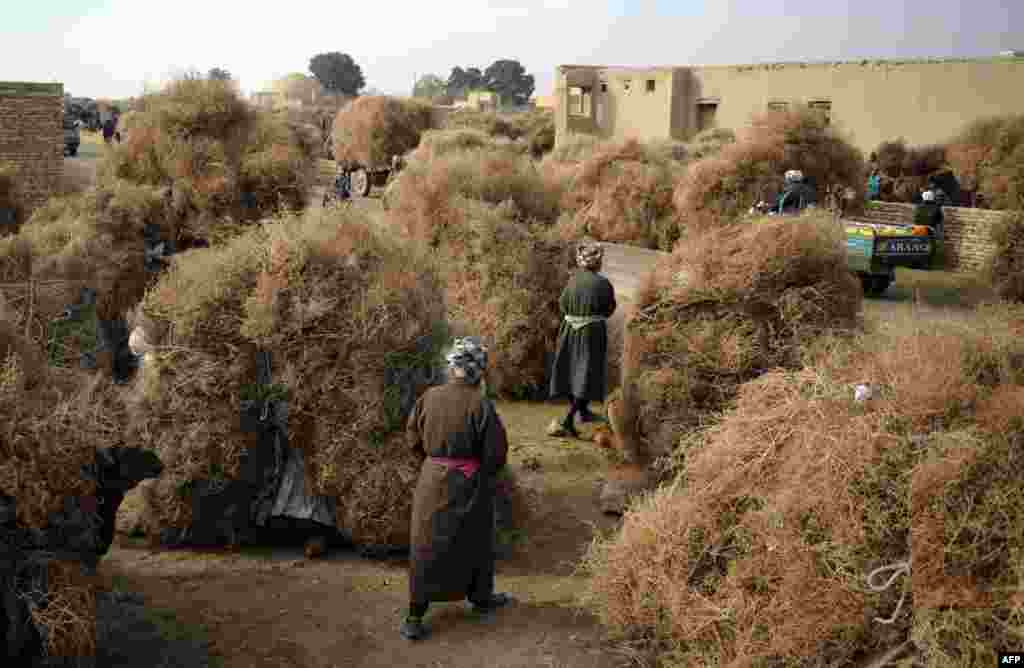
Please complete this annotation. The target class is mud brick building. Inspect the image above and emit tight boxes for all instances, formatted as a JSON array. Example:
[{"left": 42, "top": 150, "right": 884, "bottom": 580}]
[
  {"left": 0, "top": 81, "right": 63, "bottom": 215},
  {"left": 554, "top": 56, "right": 1024, "bottom": 157}
]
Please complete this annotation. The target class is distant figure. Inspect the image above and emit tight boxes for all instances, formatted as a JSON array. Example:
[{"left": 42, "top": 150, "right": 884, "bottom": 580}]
[
  {"left": 913, "top": 190, "right": 944, "bottom": 232},
  {"left": 114, "top": 130, "right": 122, "bottom": 143},
  {"left": 547, "top": 241, "right": 616, "bottom": 438},
  {"left": 867, "top": 170, "right": 881, "bottom": 201},
  {"left": 102, "top": 118, "right": 115, "bottom": 144},
  {"left": 774, "top": 170, "right": 816, "bottom": 215}
]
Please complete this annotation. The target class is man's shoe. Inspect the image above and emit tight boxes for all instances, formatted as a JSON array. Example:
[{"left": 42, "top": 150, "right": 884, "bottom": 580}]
[
  {"left": 400, "top": 616, "right": 430, "bottom": 641},
  {"left": 470, "top": 593, "right": 515, "bottom": 614},
  {"left": 546, "top": 418, "right": 580, "bottom": 439}
]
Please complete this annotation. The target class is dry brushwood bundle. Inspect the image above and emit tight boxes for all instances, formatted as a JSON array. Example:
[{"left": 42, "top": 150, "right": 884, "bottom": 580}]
[
  {"left": 127, "top": 206, "right": 448, "bottom": 546},
  {"left": 385, "top": 147, "right": 572, "bottom": 398},
  {"left": 332, "top": 95, "right": 435, "bottom": 168},
  {"left": 548, "top": 138, "right": 685, "bottom": 250},
  {"left": 617, "top": 210, "right": 861, "bottom": 461},
  {"left": 583, "top": 302, "right": 1024, "bottom": 667}
]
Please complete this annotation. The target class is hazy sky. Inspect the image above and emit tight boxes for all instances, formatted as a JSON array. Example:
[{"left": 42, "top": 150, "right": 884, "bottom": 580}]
[{"left": 2, "top": 0, "right": 1021, "bottom": 100}]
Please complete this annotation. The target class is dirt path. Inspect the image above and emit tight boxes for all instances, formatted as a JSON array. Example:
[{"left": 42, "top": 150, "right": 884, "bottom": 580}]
[{"left": 105, "top": 401, "right": 626, "bottom": 668}]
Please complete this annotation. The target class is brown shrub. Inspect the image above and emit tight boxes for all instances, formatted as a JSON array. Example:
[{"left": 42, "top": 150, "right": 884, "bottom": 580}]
[
  {"left": 410, "top": 128, "right": 526, "bottom": 162},
  {"left": 442, "top": 108, "right": 555, "bottom": 157},
  {"left": 675, "top": 107, "right": 864, "bottom": 234},
  {"left": 947, "top": 114, "right": 1024, "bottom": 211},
  {"left": 99, "top": 78, "right": 315, "bottom": 226},
  {"left": 10, "top": 181, "right": 172, "bottom": 322},
  {"left": 129, "top": 207, "right": 448, "bottom": 546},
  {"left": 684, "top": 127, "right": 736, "bottom": 160},
  {"left": 0, "top": 314, "right": 130, "bottom": 528},
  {"left": 550, "top": 139, "right": 684, "bottom": 250},
  {"left": 387, "top": 150, "right": 572, "bottom": 398},
  {"left": 332, "top": 95, "right": 435, "bottom": 167},
  {"left": 986, "top": 211, "right": 1024, "bottom": 301},
  {"left": 394, "top": 143, "right": 563, "bottom": 228},
  {"left": 583, "top": 304, "right": 1024, "bottom": 667},
  {"left": 27, "top": 560, "right": 97, "bottom": 659},
  {"left": 618, "top": 211, "right": 861, "bottom": 462},
  {"left": 59, "top": 159, "right": 96, "bottom": 196}
]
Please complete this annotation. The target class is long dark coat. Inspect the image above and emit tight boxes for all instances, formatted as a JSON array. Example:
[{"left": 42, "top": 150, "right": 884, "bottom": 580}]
[
  {"left": 913, "top": 202, "right": 944, "bottom": 229},
  {"left": 406, "top": 381, "right": 508, "bottom": 606},
  {"left": 548, "top": 269, "right": 617, "bottom": 403}
]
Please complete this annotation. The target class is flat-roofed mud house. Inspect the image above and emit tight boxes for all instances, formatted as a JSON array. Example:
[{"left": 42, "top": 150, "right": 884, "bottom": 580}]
[
  {"left": 554, "top": 57, "right": 1024, "bottom": 155},
  {"left": 0, "top": 81, "right": 63, "bottom": 216}
]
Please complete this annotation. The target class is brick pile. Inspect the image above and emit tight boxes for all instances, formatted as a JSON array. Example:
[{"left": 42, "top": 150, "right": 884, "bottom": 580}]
[
  {"left": 846, "top": 201, "right": 1021, "bottom": 273},
  {"left": 0, "top": 82, "right": 63, "bottom": 216}
]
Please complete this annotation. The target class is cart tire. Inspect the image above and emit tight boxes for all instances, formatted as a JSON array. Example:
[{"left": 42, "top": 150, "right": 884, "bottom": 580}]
[{"left": 351, "top": 169, "right": 371, "bottom": 197}]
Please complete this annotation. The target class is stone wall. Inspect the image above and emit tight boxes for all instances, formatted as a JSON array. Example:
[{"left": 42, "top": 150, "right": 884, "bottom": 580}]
[
  {"left": 0, "top": 82, "right": 63, "bottom": 216},
  {"left": 855, "top": 201, "right": 1020, "bottom": 273}
]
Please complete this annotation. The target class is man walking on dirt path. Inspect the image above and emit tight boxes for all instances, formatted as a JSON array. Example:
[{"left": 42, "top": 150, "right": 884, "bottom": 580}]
[
  {"left": 547, "top": 241, "right": 617, "bottom": 438},
  {"left": 403, "top": 337, "right": 515, "bottom": 641}
]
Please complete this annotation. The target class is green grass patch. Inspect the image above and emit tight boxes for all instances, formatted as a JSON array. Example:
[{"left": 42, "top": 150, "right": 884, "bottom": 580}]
[{"left": 46, "top": 303, "right": 97, "bottom": 367}]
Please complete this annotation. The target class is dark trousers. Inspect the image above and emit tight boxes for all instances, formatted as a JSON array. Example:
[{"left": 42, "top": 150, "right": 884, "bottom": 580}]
[{"left": 564, "top": 395, "right": 589, "bottom": 423}]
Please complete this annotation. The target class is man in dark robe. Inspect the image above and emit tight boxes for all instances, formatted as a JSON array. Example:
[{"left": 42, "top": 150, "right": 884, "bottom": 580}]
[
  {"left": 913, "top": 189, "right": 944, "bottom": 231},
  {"left": 547, "top": 241, "right": 617, "bottom": 438},
  {"left": 774, "top": 169, "right": 816, "bottom": 215},
  {"left": 402, "top": 337, "right": 514, "bottom": 641}
]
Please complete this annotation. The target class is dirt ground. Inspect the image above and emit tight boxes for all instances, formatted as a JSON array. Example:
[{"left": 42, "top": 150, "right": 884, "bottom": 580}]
[
  {"left": 103, "top": 400, "right": 628, "bottom": 668},
  {"left": 72, "top": 157, "right": 992, "bottom": 667}
]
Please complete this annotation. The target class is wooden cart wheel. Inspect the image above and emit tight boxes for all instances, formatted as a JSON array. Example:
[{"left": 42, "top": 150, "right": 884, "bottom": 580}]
[{"left": 351, "top": 169, "right": 371, "bottom": 197}]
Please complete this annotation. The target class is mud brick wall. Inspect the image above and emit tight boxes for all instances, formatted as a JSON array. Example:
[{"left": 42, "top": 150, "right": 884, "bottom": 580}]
[
  {"left": 0, "top": 82, "right": 63, "bottom": 216},
  {"left": 861, "top": 201, "right": 1021, "bottom": 274},
  {"left": 943, "top": 206, "right": 1023, "bottom": 274}
]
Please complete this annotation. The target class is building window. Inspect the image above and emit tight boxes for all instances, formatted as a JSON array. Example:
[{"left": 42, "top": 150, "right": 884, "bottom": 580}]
[
  {"left": 697, "top": 103, "right": 718, "bottom": 131},
  {"left": 623, "top": 79, "right": 631, "bottom": 92},
  {"left": 646, "top": 79, "right": 656, "bottom": 92},
  {"left": 809, "top": 100, "right": 832, "bottom": 125},
  {"left": 767, "top": 101, "right": 789, "bottom": 112},
  {"left": 600, "top": 82, "right": 607, "bottom": 93},
  {"left": 567, "top": 86, "right": 591, "bottom": 117}
]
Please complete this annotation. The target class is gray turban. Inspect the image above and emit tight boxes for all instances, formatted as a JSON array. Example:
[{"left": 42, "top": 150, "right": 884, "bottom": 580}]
[
  {"left": 576, "top": 242, "right": 604, "bottom": 270},
  {"left": 445, "top": 336, "right": 488, "bottom": 384}
]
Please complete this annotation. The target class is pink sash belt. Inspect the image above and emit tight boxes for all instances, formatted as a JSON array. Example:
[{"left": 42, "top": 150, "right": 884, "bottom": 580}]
[{"left": 430, "top": 456, "right": 480, "bottom": 478}]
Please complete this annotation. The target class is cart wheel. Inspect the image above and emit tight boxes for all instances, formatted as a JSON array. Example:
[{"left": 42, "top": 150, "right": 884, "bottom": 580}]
[{"left": 351, "top": 169, "right": 371, "bottom": 197}]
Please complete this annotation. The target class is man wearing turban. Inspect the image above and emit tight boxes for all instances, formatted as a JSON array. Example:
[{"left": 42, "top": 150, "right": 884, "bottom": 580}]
[
  {"left": 402, "top": 337, "right": 514, "bottom": 640},
  {"left": 547, "top": 241, "right": 617, "bottom": 438}
]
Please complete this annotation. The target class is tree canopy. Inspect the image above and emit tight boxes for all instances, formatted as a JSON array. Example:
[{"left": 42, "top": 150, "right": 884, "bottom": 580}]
[
  {"left": 309, "top": 52, "right": 366, "bottom": 96},
  {"left": 483, "top": 60, "right": 535, "bottom": 107},
  {"left": 412, "top": 74, "right": 447, "bottom": 100},
  {"left": 445, "top": 60, "right": 535, "bottom": 106},
  {"left": 207, "top": 67, "right": 232, "bottom": 81},
  {"left": 445, "top": 66, "right": 485, "bottom": 99}
]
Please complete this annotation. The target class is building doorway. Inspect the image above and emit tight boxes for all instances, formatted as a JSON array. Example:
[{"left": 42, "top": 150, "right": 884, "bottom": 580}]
[{"left": 697, "top": 102, "right": 718, "bottom": 132}]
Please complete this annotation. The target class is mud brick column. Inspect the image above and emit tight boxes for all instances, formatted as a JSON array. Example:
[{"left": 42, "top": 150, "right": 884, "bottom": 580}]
[
  {"left": 942, "top": 206, "right": 1017, "bottom": 274},
  {"left": 0, "top": 82, "right": 63, "bottom": 217}
]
